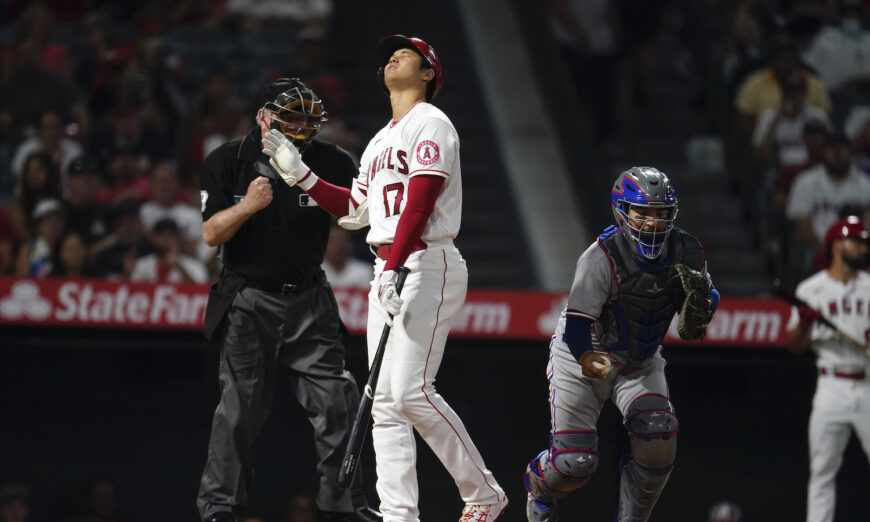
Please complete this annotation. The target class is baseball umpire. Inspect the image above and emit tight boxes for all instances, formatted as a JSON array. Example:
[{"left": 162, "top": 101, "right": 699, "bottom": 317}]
[
  {"left": 196, "top": 78, "right": 380, "bottom": 522},
  {"left": 786, "top": 215, "right": 870, "bottom": 522},
  {"left": 523, "top": 167, "right": 720, "bottom": 521}
]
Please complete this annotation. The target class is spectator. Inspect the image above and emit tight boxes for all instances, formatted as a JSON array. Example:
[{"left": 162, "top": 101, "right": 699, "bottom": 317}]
[
  {"left": 803, "top": 0, "right": 870, "bottom": 92},
  {"left": 129, "top": 218, "right": 208, "bottom": 283},
  {"left": 62, "top": 157, "right": 110, "bottom": 245},
  {"left": 89, "top": 198, "right": 147, "bottom": 280},
  {"left": 8, "top": 151, "right": 62, "bottom": 243},
  {"left": 321, "top": 222, "right": 372, "bottom": 288},
  {"left": 786, "top": 129, "right": 870, "bottom": 272},
  {"left": 95, "top": 147, "right": 149, "bottom": 205},
  {"left": 770, "top": 118, "right": 829, "bottom": 211},
  {"left": 74, "top": 14, "right": 136, "bottom": 120},
  {"left": 186, "top": 67, "right": 245, "bottom": 166},
  {"left": 66, "top": 476, "right": 133, "bottom": 522},
  {"left": 139, "top": 161, "right": 201, "bottom": 254},
  {"left": 734, "top": 36, "right": 830, "bottom": 137},
  {"left": 3, "top": 2, "right": 71, "bottom": 78},
  {"left": 0, "top": 37, "right": 87, "bottom": 139},
  {"left": 752, "top": 72, "right": 831, "bottom": 169},
  {"left": 0, "top": 483, "right": 31, "bottom": 522},
  {"left": 11, "top": 109, "right": 83, "bottom": 192},
  {"left": 53, "top": 232, "right": 91, "bottom": 278},
  {"left": 14, "top": 197, "right": 65, "bottom": 278}
]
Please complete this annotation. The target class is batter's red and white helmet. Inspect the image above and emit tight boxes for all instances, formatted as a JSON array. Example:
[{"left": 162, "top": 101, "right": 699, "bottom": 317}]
[
  {"left": 377, "top": 34, "right": 443, "bottom": 101},
  {"left": 824, "top": 215, "right": 869, "bottom": 261}
]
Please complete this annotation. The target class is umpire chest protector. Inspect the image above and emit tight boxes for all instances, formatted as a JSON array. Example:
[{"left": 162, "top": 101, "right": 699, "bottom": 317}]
[{"left": 596, "top": 226, "right": 705, "bottom": 361}]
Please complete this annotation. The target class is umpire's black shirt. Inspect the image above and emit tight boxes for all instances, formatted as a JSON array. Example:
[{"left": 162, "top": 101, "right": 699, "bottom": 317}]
[{"left": 201, "top": 127, "right": 357, "bottom": 283}]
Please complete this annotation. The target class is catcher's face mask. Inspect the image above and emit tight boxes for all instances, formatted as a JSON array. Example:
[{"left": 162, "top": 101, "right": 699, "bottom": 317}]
[{"left": 615, "top": 203, "right": 677, "bottom": 260}]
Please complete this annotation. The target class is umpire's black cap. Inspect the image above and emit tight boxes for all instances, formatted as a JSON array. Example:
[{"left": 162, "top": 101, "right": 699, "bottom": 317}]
[{"left": 261, "top": 78, "right": 298, "bottom": 107}]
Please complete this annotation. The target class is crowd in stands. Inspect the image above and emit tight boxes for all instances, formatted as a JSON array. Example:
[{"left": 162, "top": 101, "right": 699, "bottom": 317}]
[
  {"left": 0, "top": 0, "right": 364, "bottom": 284},
  {"left": 725, "top": 0, "right": 870, "bottom": 288},
  {"left": 552, "top": 0, "right": 870, "bottom": 291},
  {"left": 2, "top": 1, "right": 865, "bottom": 292}
]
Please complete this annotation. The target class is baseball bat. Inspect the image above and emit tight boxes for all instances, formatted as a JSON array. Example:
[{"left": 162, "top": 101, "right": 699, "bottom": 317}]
[
  {"left": 773, "top": 280, "right": 869, "bottom": 353},
  {"left": 336, "top": 266, "right": 410, "bottom": 488}
]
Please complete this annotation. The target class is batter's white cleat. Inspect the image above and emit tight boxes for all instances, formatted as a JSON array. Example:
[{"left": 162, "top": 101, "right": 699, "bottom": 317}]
[{"left": 459, "top": 496, "right": 508, "bottom": 521}]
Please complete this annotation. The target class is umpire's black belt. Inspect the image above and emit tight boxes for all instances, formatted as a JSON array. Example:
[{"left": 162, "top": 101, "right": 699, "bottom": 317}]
[{"left": 244, "top": 275, "right": 318, "bottom": 296}]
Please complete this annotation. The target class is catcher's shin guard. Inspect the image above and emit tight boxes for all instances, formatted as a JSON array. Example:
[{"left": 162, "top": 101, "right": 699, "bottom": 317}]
[
  {"left": 524, "top": 431, "right": 599, "bottom": 502},
  {"left": 617, "top": 394, "right": 678, "bottom": 521}
]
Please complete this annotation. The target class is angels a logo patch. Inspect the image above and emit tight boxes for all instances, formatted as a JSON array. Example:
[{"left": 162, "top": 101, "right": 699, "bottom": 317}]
[{"left": 416, "top": 140, "right": 439, "bottom": 166}]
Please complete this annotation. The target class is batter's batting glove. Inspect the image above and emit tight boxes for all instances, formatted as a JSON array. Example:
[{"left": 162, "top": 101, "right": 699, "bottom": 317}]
[
  {"left": 338, "top": 198, "right": 370, "bottom": 231},
  {"left": 374, "top": 269, "right": 404, "bottom": 327},
  {"left": 262, "top": 129, "right": 310, "bottom": 187},
  {"left": 797, "top": 304, "right": 822, "bottom": 329}
]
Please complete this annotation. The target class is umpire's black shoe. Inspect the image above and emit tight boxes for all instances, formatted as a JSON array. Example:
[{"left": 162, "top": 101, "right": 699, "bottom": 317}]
[{"left": 204, "top": 512, "right": 238, "bottom": 522}]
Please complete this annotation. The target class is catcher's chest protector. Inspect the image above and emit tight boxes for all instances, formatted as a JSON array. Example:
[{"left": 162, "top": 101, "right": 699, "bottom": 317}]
[{"left": 597, "top": 229, "right": 705, "bottom": 361}]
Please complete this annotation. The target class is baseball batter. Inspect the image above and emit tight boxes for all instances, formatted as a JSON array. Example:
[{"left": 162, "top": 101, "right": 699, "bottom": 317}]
[
  {"left": 523, "top": 167, "right": 720, "bottom": 522},
  {"left": 786, "top": 215, "right": 870, "bottom": 522},
  {"left": 261, "top": 35, "right": 507, "bottom": 522}
]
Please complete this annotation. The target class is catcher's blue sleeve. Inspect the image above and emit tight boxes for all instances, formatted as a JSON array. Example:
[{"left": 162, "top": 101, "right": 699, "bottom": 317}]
[{"left": 564, "top": 315, "right": 594, "bottom": 360}]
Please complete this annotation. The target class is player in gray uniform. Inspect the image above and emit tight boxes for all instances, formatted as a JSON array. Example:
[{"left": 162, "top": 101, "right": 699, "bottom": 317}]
[{"left": 523, "top": 167, "right": 720, "bottom": 521}]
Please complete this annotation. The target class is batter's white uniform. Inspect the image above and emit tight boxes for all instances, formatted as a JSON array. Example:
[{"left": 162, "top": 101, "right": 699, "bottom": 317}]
[
  {"left": 787, "top": 270, "right": 870, "bottom": 522},
  {"left": 351, "top": 102, "right": 505, "bottom": 521}
]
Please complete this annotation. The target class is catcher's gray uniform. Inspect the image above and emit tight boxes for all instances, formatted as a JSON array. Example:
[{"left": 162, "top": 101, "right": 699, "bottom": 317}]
[{"left": 524, "top": 225, "right": 715, "bottom": 522}]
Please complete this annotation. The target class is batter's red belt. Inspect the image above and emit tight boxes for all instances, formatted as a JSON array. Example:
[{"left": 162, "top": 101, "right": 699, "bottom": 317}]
[
  {"left": 819, "top": 368, "right": 866, "bottom": 380},
  {"left": 375, "top": 240, "right": 427, "bottom": 260}
]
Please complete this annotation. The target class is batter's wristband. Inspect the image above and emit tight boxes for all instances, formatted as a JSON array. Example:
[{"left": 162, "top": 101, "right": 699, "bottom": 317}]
[{"left": 297, "top": 169, "right": 317, "bottom": 190}]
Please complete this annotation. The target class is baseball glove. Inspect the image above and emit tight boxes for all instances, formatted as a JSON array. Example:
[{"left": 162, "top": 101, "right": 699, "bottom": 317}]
[{"left": 667, "top": 264, "right": 713, "bottom": 340}]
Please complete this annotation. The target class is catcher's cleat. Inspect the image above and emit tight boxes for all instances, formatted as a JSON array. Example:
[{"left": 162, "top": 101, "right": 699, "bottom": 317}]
[
  {"left": 526, "top": 493, "right": 559, "bottom": 522},
  {"left": 460, "top": 495, "right": 508, "bottom": 521}
]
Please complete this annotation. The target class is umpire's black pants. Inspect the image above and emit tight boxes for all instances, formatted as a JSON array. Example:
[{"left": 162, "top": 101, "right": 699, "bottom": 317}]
[{"left": 197, "top": 282, "right": 363, "bottom": 519}]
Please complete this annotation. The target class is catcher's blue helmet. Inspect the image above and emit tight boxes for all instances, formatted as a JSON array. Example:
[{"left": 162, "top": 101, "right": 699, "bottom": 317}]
[{"left": 611, "top": 167, "right": 678, "bottom": 260}]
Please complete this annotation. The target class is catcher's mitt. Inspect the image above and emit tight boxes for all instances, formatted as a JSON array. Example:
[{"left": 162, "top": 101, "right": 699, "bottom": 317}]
[{"left": 667, "top": 264, "right": 713, "bottom": 340}]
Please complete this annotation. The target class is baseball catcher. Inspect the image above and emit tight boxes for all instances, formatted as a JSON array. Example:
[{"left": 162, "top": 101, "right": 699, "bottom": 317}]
[{"left": 523, "top": 167, "right": 720, "bottom": 521}]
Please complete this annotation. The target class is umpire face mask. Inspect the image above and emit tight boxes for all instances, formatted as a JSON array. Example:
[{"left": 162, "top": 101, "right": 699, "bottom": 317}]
[{"left": 262, "top": 93, "right": 327, "bottom": 150}]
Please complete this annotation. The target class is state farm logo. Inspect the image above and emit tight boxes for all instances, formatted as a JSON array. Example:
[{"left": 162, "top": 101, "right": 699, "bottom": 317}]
[
  {"left": 0, "top": 280, "right": 52, "bottom": 320},
  {"left": 453, "top": 302, "right": 510, "bottom": 334},
  {"left": 666, "top": 308, "right": 782, "bottom": 343},
  {"left": 0, "top": 279, "right": 208, "bottom": 327}
]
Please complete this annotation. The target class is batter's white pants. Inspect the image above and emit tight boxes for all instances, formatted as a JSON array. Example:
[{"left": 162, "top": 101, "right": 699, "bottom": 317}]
[
  {"left": 367, "top": 241, "right": 505, "bottom": 522},
  {"left": 806, "top": 375, "right": 870, "bottom": 522}
]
